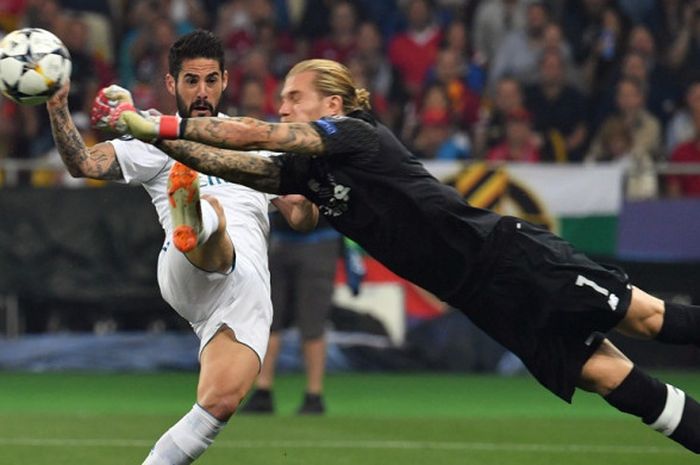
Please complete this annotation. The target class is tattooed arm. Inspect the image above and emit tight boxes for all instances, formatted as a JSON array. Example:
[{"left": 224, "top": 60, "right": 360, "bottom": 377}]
[
  {"left": 46, "top": 84, "right": 123, "bottom": 181},
  {"left": 157, "top": 139, "right": 283, "bottom": 194},
  {"left": 180, "top": 117, "right": 326, "bottom": 155}
]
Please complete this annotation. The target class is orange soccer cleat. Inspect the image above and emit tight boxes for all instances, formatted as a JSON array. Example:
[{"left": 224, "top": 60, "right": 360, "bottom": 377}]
[{"left": 168, "top": 162, "right": 201, "bottom": 253}]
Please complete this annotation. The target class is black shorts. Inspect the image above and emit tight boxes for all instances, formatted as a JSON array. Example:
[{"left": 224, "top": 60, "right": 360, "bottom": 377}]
[
  {"left": 459, "top": 216, "right": 632, "bottom": 402},
  {"left": 269, "top": 238, "right": 340, "bottom": 339}
]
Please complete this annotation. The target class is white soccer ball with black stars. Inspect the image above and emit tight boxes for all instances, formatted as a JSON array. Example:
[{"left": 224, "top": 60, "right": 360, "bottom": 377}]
[{"left": 0, "top": 28, "right": 71, "bottom": 105}]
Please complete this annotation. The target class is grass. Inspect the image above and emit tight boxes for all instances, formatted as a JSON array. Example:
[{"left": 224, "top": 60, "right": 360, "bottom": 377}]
[{"left": 0, "top": 371, "right": 698, "bottom": 464}]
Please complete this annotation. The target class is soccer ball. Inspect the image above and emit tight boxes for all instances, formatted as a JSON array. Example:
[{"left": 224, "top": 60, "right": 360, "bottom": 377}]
[{"left": 0, "top": 28, "right": 72, "bottom": 105}]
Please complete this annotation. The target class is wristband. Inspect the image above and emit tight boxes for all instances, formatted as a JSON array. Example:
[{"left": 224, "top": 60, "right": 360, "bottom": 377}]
[{"left": 158, "top": 115, "right": 180, "bottom": 139}]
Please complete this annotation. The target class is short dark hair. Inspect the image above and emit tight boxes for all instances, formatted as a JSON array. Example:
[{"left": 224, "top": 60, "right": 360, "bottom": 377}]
[{"left": 168, "top": 30, "right": 225, "bottom": 79}]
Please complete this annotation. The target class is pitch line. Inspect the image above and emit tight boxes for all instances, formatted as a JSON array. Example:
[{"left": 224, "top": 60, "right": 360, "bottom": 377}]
[{"left": 0, "top": 437, "right": 685, "bottom": 455}]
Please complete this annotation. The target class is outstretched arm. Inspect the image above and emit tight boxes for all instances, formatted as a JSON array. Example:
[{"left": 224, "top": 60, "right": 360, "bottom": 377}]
[
  {"left": 47, "top": 83, "right": 123, "bottom": 180},
  {"left": 114, "top": 110, "right": 327, "bottom": 155},
  {"left": 156, "top": 139, "right": 283, "bottom": 194},
  {"left": 179, "top": 117, "right": 326, "bottom": 155}
]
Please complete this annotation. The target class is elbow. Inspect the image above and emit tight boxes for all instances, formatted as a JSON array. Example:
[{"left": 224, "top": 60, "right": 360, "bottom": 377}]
[
  {"left": 292, "top": 210, "right": 319, "bottom": 233},
  {"left": 293, "top": 221, "right": 317, "bottom": 234},
  {"left": 66, "top": 167, "right": 86, "bottom": 178}
]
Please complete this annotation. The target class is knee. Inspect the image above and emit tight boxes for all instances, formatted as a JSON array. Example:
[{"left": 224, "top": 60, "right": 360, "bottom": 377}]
[
  {"left": 201, "top": 195, "right": 226, "bottom": 234},
  {"left": 578, "top": 349, "right": 633, "bottom": 396},
  {"left": 198, "top": 383, "right": 249, "bottom": 421},
  {"left": 579, "top": 370, "right": 626, "bottom": 396}
]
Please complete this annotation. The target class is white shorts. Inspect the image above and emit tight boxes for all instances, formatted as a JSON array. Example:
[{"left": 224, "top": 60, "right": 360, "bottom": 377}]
[{"left": 156, "top": 239, "right": 273, "bottom": 365}]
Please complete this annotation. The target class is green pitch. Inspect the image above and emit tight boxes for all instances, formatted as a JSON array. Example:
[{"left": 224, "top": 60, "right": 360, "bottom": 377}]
[{"left": 0, "top": 371, "right": 698, "bottom": 465}]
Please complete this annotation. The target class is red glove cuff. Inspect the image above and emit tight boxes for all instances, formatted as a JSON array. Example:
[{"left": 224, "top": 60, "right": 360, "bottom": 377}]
[
  {"left": 90, "top": 88, "right": 113, "bottom": 128},
  {"left": 159, "top": 115, "right": 179, "bottom": 139},
  {"left": 109, "top": 102, "right": 137, "bottom": 129}
]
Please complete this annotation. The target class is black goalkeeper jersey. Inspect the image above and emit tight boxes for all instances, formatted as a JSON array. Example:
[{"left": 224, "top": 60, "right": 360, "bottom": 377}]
[{"left": 272, "top": 110, "right": 501, "bottom": 305}]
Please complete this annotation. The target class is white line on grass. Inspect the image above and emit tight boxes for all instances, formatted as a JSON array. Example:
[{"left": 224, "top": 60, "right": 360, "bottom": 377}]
[{"left": 0, "top": 437, "right": 684, "bottom": 455}]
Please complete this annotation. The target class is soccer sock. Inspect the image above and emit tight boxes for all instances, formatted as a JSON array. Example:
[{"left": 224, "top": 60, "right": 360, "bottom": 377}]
[
  {"left": 197, "top": 199, "right": 220, "bottom": 246},
  {"left": 604, "top": 366, "right": 700, "bottom": 453},
  {"left": 656, "top": 302, "right": 700, "bottom": 345},
  {"left": 142, "top": 403, "right": 226, "bottom": 465}
]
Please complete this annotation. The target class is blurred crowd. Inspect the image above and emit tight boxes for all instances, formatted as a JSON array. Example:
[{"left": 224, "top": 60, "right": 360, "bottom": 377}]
[{"left": 1, "top": 0, "right": 700, "bottom": 198}]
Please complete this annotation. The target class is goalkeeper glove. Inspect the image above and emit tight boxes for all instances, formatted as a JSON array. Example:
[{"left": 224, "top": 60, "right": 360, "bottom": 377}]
[{"left": 90, "top": 85, "right": 180, "bottom": 141}]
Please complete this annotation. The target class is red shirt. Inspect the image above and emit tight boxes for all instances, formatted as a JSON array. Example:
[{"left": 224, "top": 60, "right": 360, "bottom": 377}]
[
  {"left": 486, "top": 139, "right": 541, "bottom": 163},
  {"left": 310, "top": 37, "right": 356, "bottom": 64},
  {"left": 388, "top": 27, "right": 442, "bottom": 93},
  {"left": 669, "top": 140, "right": 700, "bottom": 196}
]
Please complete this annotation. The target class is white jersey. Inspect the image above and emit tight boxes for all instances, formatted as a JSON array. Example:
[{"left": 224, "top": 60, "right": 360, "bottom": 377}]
[
  {"left": 110, "top": 137, "right": 275, "bottom": 280},
  {"left": 109, "top": 136, "right": 277, "bottom": 361}
]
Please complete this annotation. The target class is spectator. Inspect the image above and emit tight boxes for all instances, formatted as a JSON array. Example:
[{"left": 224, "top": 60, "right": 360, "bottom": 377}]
[
  {"left": 584, "top": 115, "right": 633, "bottom": 162},
  {"left": 19, "top": 0, "right": 64, "bottom": 33},
  {"left": 166, "top": 0, "right": 210, "bottom": 31},
  {"left": 488, "top": 1, "right": 552, "bottom": 89},
  {"left": 345, "top": 55, "right": 389, "bottom": 124},
  {"left": 580, "top": 5, "right": 627, "bottom": 103},
  {"left": 473, "top": 76, "right": 525, "bottom": 158},
  {"left": 471, "top": 0, "right": 528, "bottom": 67},
  {"left": 130, "top": 17, "right": 178, "bottom": 110},
  {"left": 666, "top": 78, "right": 700, "bottom": 155},
  {"left": 590, "top": 51, "right": 651, "bottom": 130},
  {"left": 388, "top": 0, "right": 443, "bottom": 98},
  {"left": 486, "top": 107, "right": 541, "bottom": 163},
  {"left": 12, "top": 0, "right": 69, "bottom": 162},
  {"left": 346, "top": 22, "right": 407, "bottom": 132},
  {"left": 0, "top": 95, "right": 21, "bottom": 161},
  {"left": 585, "top": 115, "right": 658, "bottom": 203},
  {"left": 587, "top": 77, "right": 661, "bottom": 199},
  {"left": 309, "top": 0, "right": 358, "bottom": 63},
  {"left": 441, "top": 19, "right": 486, "bottom": 95},
  {"left": 525, "top": 49, "right": 589, "bottom": 162},
  {"left": 119, "top": 0, "right": 169, "bottom": 88},
  {"left": 235, "top": 78, "right": 276, "bottom": 121},
  {"left": 292, "top": 0, "right": 332, "bottom": 43},
  {"left": 667, "top": 131, "right": 700, "bottom": 198},
  {"left": 216, "top": 0, "right": 277, "bottom": 66},
  {"left": 0, "top": 0, "right": 27, "bottom": 33},
  {"left": 226, "top": 47, "right": 279, "bottom": 118},
  {"left": 272, "top": 0, "right": 313, "bottom": 34},
  {"left": 60, "top": 15, "right": 108, "bottom": 118},
  {"left": 625, "top": 24, "right": 680, "bottom": 127},
  {"left": 540, "top": 22, "right": 579, "bottom": 87},
  {"left": 668, "top": 0, "right": 700, "bottom": 76},
  {"left": 616, "top": 0, "right": 655, "bottom": 24},
  {"left": 424, "top": 48, "right": 481, "bottom": 130},
  {"left": 562, "top": 0, "right": 614, "bottom": 65},
  {"left": 646, "top": 0, "right": 685, "bottom": 54},
  {"left": 615, "top": 76, "right": 663, "bottom": 161},
  {"left": 255, "top": 19, "right": 299, "bottom": 77},
  {"left": 412, "top": 84, "right": 471, "bottom": 160},
  {"left": 587, "top": 77, "right": 661, "bottom": 162}
]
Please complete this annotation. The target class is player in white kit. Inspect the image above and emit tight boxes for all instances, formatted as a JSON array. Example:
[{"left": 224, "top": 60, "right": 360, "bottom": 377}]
[{"left": 46, "top": 30, "right": 318, "bottom": 464}]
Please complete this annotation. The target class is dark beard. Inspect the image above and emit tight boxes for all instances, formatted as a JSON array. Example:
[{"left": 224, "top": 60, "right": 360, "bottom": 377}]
[{"left": 175, "top": 92, "right": 219, "bottom": 117}]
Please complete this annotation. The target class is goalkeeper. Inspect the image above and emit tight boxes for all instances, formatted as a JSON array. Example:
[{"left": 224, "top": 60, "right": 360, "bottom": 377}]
[{"left": 97, "top": 58, "right": 700, "bottom": 454}]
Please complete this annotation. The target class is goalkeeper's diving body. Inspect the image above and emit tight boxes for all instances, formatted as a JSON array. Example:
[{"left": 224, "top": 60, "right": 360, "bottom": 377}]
[{"left": 99, "top": 57, "right": 700, "bottom": 453}]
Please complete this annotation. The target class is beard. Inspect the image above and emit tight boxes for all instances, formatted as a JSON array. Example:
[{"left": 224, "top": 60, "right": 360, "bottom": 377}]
[{"left": 175, "top": 92, "right": 219, "bottom": 117}]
